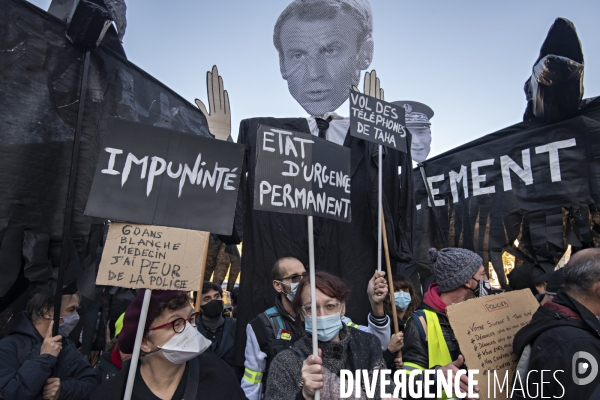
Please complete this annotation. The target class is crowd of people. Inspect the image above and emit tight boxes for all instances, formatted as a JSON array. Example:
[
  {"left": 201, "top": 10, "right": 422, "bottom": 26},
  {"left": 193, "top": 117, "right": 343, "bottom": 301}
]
[{"left": 0, "top": 246, "right": 598, "bottom": 399}]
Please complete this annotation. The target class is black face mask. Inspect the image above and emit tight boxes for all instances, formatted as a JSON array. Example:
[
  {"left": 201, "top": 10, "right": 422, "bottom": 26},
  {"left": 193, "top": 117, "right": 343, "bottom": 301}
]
[
  {"left": 201, "top": 299, "right": 224, "bottom": 318},
  {"left": 470, "top": 278, "right": 491, "bottom": 298}
]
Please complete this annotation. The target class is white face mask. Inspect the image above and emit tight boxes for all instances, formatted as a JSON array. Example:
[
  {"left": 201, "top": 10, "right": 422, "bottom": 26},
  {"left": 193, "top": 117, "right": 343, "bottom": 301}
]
[{"left": 157, "top": 322, "right": 211, "bottom": 364}]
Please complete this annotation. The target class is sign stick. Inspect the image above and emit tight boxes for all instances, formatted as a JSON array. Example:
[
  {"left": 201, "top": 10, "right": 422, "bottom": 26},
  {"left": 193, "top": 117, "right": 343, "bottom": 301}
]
[
  {"left": 123, "top": 289, "right": 152, "bottom": 400},
  {"left": 195, "top": 235, "right": 211, "bottom": 313},
  {"left": 307, "top": 216, "right": 320, "bottom": 400},
  {"left": 381, "top": 210, "right": 399, "bottom": 335},
  {"left": 418, "top": 163, "right": 447, "bottom": 248},
  {"left": 377, "top": 145, "right": 383, "bottom": 272}
]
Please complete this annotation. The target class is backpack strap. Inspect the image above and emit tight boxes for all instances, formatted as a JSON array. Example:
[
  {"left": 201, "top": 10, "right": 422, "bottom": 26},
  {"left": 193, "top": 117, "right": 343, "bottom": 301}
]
[
  {"left": 10, "top": 334, "right": 34, "bottom": 366},
  {"left": 410, "top": 310, "right": 428, "bottom": 344},
  {"left": 264, "top": 307, "right": 285, "bottom": 333}
]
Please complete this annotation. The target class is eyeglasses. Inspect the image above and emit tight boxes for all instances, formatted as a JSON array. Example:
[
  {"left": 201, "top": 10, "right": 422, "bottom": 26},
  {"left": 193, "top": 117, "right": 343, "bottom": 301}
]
[
  {"left": 149, "top": 312, "right": 200, "bottom": 333},
  {"left": 280, "top": 272, "right": 308, "bottom": 284},
  {"left": 301, "top": 302, "right": 341, "bottom": 317}
]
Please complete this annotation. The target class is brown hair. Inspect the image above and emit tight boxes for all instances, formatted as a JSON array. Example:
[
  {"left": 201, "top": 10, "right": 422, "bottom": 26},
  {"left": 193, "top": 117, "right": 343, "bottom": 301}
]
[
  {"left": 143, "top": 292, "right": 191, "bottom": 344},
  {"left": 385, "top": 275, "right": 420, "bottom": 317},
  {"left": 292, "top": 271, "right": 351, "bottom": 316}
]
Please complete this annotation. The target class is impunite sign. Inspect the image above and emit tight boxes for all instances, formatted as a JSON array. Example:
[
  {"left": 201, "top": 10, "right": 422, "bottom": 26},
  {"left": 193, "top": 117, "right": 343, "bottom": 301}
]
[
  {"left": 350, "top": 92, "right": 408, "bottom": 152},
  {"left": 85, "top": 119, "right": 244, "bottom": 235},
  {"left": 253, "top": 125, "right": 351, "bottom": 222}
]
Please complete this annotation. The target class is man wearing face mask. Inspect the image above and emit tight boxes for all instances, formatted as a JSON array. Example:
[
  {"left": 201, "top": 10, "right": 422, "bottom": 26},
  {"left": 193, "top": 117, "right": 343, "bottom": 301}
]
[
  {"left": 92, "top": 290, "right": 245, "bottom": 399},
  {"left": 196, "top": 282, "right": 243, "bottom": 381},
  {"left": 402, "top": 248, "right": 487, "bottom": 399},
  {"left": 242, "top": 257, "right": 391, "bottom": 400},
  {"left": 0, "top": 286, "right": 97, "bottom": 400}
]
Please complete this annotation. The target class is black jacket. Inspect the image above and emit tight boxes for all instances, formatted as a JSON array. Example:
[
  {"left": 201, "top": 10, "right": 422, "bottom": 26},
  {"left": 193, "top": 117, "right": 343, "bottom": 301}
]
[
  {"left": 0, "top": 311, "right": 97, "bottom": 400},
  {"left": 91, "top": 352, "right": 246, "bottom": 400},
  {"left": 512, "top": 290, "right": 600, "bottom": 399},
  {"left": 197, "top": 316, "right": 243, "bottom": 381},
  {"left": 401, "top": 301, "right": 461, "bottom": 370},
  {"left": 226, "top": 117, "right": 414, "bottom": 364}
]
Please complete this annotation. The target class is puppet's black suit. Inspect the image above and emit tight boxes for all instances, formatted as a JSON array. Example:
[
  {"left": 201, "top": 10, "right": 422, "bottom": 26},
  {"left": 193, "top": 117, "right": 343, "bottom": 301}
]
[{"left": 221, "top": 117, "right": 414, "bottom": 363}]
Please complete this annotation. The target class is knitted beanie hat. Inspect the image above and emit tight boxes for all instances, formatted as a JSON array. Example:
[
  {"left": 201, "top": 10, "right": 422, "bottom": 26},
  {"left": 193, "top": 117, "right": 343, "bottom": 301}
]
[{"left": 428, "top": 247, "right": 483, "bottom": 293}]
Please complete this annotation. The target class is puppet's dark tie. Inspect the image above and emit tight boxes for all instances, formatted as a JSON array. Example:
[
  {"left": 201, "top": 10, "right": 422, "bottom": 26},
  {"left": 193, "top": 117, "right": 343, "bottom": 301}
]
[{"left": 315, "top": 116, "right": 332, "bottom": 139}]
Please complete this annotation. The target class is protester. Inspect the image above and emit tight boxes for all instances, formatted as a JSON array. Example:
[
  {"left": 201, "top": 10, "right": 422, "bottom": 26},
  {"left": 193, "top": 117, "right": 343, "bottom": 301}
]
[
  {"left": 0, "top": 287, "right": 97, "bottom": 399},
  {"left": 95, "top": 312, "right": 130, "bottom": 382},
  {"left": 402, "top": 248, "right": 484, "bottom": 399},
  {"left": 243, "top": 257, "right": 392, "bottom": 399},
  {"left": 196, "top": 281, "right": 243, "bottom": 381},
  {"left": 265, "top": 271, "right": 394, "bottom": 399},
  {"left": 92, "top": 290, "right": 245, "bottom": 399},
  {"left": 540, "top": 268, "right": 564, "bottom": 305},
  {"left": 513, "top": 249, "right": 600, "bottom": 398},
  {"left": 383, "top": 275, "right": 421, "bottom": 370}
]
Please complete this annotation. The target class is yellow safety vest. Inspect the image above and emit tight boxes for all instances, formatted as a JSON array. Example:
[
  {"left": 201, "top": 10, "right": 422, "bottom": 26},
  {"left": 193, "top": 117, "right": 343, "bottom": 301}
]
[{"left": 404, "top": 309, "right": 453, "bottom": 400}]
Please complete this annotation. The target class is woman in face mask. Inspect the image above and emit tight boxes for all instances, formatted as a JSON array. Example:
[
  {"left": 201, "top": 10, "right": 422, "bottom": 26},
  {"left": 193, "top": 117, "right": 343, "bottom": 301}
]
[
  {"left": 265, "top": 272, "right": 393, "bottom": 400},
  {"left": 92, "top": 290, "right": 246, "bottom": 400},
  {"left": 383, "top": 275, "right": 421, "bottom": 370}
]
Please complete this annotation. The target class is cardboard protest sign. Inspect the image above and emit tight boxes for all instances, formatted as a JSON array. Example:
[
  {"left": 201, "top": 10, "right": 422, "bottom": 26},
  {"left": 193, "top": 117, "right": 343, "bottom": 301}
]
[
  {"left": 446, "top": 290, "right": 539, "bottom": 400},
  {"left": 96, "top": 222, "right": 209, "bottom": 291},
  {"left": 253, "top": 124, "right": 352, "bottom": 222},
  {"left": 85, "top": 118, "right": 244, "bottom": 235},
  {"left": 350, "top": 92, "right": 407, "bottom": 152}
]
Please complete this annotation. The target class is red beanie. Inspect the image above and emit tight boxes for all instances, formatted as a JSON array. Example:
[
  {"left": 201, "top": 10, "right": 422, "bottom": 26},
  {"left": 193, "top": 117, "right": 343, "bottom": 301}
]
[{"left": 118, "top": 290, "right": 185, "bottom": 354}]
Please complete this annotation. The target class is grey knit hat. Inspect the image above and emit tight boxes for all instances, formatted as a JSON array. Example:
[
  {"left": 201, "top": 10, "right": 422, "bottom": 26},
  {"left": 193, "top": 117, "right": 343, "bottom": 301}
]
[{"left": 428, "top": 247, "right": 483, "bottom": 293}]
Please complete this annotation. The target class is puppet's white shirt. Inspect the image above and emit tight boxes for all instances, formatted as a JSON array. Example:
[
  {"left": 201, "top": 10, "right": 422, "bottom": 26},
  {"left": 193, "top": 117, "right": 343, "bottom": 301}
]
[{"left": 306, "top": 112, "right": 350, "bottom": 146}]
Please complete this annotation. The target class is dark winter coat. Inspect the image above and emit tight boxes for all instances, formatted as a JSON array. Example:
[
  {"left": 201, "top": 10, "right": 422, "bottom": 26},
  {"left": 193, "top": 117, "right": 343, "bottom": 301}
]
[
  {"left": 512, "top": 290, "right": 600, "bottom": 399},
  {"left": 91, "top": 351, "right": 246, "bottom": 400},
  {"left": 0, "top": 311, "right": 97, "bottom": 400}
]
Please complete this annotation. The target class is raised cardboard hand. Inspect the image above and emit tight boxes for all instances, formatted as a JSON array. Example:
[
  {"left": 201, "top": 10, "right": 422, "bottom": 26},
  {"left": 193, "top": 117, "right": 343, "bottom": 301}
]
[
  {"left": 195, "top": 65, "right": 231, "bottom": 141},
  {"left": 352, "top": 69, "right": 385, "bottom": 101}
]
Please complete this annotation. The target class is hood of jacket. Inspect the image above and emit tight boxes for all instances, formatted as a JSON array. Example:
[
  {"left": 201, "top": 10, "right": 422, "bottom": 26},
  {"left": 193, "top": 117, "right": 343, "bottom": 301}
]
[
  {"left": 513, "top": 289, "right": 600, "bottom": 357},
  {"left": 9, "top": 311, "right": 44, "bottom": 342}
]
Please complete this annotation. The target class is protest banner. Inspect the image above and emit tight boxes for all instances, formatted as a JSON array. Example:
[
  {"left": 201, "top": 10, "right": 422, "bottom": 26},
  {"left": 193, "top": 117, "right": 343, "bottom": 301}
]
[
  {"left": 411, "top": 110, "right": 600, "bottom": 288},
  {"left": 446, "top": 289, "right": 540, "bottom": 400},
  {"left": 254, "top": 124, "right": 352, "bottom": 400},
  {"left": 349, "top": 91, "right": 408, "bottom": 152},
  {"left": 253, "top": 124, "right": 352, "bottom": 222},
  {"left": 96, "top": 222, "right": 209, "bottom": 291},
  {"left": 85, "top": 118, "right": 245, "bottom": 235}
]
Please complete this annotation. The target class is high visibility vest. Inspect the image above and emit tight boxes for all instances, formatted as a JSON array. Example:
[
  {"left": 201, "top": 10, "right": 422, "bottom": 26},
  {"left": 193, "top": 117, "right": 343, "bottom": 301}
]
[{"left": 404, "top": 309, "right": 453, "bottom": 400}]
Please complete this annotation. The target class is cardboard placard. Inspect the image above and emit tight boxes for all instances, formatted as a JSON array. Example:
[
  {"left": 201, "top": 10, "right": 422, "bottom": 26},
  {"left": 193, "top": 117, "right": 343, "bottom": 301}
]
[
  {"left": 253, "top": 124, "right": 352, "bottom": 222},
  {"left": 446, "top": 290, "right": 539, "bottom": 400},
  {"left": 96, "top": 222, "right": 209, "bottom": 291},
  {"left": 85, "top": 118, "right": 244, "bottom": 235},
  {"left": 349, "top": 92, "right": 407, "bottom": 152}
]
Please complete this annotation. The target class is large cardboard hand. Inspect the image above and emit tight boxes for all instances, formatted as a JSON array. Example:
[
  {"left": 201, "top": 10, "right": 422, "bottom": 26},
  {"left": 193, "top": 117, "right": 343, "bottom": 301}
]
[
  {"left": 195, "top": 65, "right": 231, "bottom": 141},
  {"left": 352, "top": 69, "right": 385, "bottom": 100}
]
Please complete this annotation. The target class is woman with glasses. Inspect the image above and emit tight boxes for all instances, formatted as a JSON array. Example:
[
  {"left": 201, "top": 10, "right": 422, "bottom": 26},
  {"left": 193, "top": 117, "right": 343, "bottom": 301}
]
[
  {"left": 265, "top": 272, "right": 394, "bottom": 399},
  {"left": 92, "top": 290, "right": 246, "bottom": 400}
]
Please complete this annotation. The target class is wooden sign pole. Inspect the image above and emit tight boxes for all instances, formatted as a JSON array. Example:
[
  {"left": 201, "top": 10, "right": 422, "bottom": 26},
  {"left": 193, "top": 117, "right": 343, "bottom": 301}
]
[
  {"left": 307, "top": 216, "right": 320, "bottom": 400},
  {"left": 195, "top": 234, "right": 210, "bottom": 313},
  {"left": 382, "top": 210, "right": 399, "bottom": 335},
  {"left": 123, "top": 288, "right": 152, "bottom": 400}
]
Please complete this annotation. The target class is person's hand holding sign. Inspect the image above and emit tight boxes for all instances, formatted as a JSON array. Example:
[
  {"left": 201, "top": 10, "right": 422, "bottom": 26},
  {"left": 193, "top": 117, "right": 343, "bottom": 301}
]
[
  {"left": 352, "top": 69, "right": 385, "bottom": 100},
  {"left": 301, "top": 348, "right": 323, "bottom": 399},
  {"left": 195, "top": 65, "right": 231, "bottom": 141},
  {"left": 40, "top": 321, "right": 62, "bottom": 357},
  {"left": 368, "top": 270, "right": 388, "bottom": 317},
  {"left": 42, "top": 377, "right": 60, "bottom": 400}
]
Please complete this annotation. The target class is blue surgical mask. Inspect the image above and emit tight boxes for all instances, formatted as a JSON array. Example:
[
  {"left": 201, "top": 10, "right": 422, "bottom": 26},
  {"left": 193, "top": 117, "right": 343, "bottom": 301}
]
[
  {"left": 59, "top": 312, "right": 80, "bottom": 337},
  {"left": 304, "top": 312, "right": 343, "bottom": 342},
  {"left": 394, "top": 292, "right": 411, "bottom": 310},
  {"left": 285, "top": 282, "right": 299, "bottom": 302}
]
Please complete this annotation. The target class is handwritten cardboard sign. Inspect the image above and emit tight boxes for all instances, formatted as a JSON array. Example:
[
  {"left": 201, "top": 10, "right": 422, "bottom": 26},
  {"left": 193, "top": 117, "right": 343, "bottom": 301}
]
[
  {"left": 96, "top": 222, "right": 209, "bottom": 291},
  {"left": 446, "top": 290, "right": 539, "bottom": 400},
  {"left": 85, "top": 118, "right": 244, "bottom": 235},
  {"left": 253, "top": 124, "right": 351, "bottom": 222},
  {"left": 349, "top": 92, "right": 407, "bottom": 152}
]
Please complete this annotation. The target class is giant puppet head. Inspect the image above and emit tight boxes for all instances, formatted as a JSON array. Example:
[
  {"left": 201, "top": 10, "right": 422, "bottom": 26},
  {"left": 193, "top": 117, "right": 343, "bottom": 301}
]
[
  {"left": 393, "top": 101, "right": 434, "bottom": 163},
  {"left": 523, "top": 18, "right": 584, "bottom": 123},
  {"left": 273, "top": 0, "right": 374, "bottom": 117}
]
